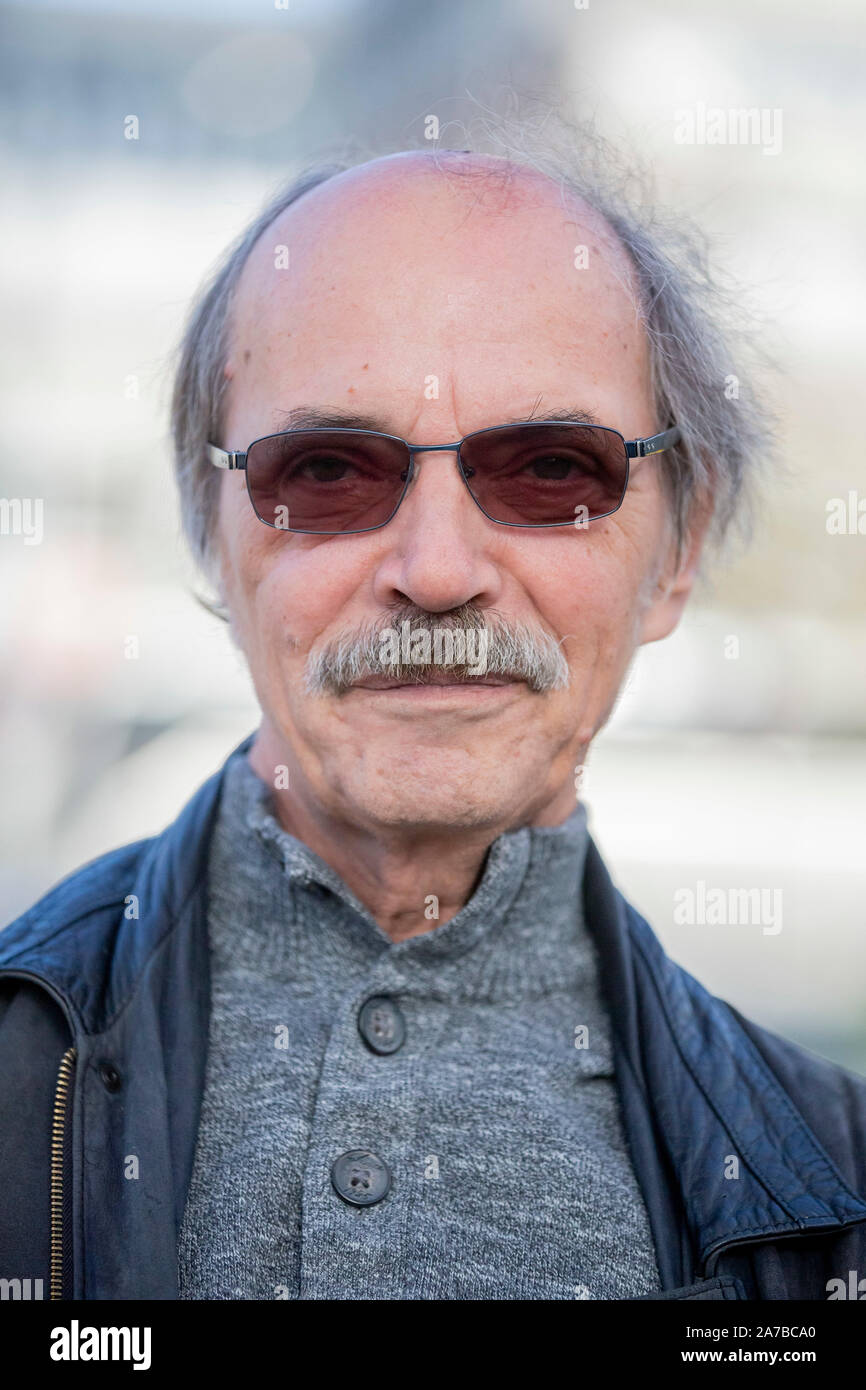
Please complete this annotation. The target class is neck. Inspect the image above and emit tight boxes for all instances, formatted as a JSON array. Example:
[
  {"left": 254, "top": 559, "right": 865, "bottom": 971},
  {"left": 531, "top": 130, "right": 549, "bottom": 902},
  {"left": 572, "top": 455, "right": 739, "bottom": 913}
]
[{"left": 247, "top": 724, "right": 578, "bottom": 943}]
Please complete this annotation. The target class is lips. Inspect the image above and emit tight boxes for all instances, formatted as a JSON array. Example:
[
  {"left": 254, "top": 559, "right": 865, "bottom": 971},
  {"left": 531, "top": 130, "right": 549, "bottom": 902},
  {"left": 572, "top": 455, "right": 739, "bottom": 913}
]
[{"left": 350, "top": 673, "right": 519, "bottom": 690}]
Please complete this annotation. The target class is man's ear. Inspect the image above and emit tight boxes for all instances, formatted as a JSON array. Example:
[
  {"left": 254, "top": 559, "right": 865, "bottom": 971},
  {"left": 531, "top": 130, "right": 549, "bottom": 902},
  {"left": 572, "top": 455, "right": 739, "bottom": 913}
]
[{"left": 639, "top": 495, "right": 714, "bottom": 646}]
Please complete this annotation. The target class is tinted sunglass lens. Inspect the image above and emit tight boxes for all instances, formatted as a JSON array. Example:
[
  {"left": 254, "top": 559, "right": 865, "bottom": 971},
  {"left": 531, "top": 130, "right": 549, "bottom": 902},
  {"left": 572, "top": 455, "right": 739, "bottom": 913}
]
[
  {"left": 245, "top": 431, "right": 410, "bottom": 533},
  {"left": 459, "top": 424, "right": 628, "bottom": 524}
]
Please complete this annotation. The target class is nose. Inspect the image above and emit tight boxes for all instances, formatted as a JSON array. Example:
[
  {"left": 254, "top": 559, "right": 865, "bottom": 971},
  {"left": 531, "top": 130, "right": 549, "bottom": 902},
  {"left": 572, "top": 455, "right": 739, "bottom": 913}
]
[{"left": 369, "top": 446, "right": 504, "bottom": 614}]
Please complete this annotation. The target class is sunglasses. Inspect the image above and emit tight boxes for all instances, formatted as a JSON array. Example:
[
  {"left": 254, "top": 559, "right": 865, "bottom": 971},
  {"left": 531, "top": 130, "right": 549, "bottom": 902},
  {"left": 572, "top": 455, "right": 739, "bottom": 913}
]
[{"left": 206, "top": 420, "right": 682, "bottom": 535}]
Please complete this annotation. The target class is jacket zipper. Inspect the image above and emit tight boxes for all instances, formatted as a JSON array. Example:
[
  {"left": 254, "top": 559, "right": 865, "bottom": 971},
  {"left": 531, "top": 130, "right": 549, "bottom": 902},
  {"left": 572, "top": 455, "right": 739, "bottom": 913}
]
[{"left": 49, "top": 1045, "right": 76, "bottom": 1300}]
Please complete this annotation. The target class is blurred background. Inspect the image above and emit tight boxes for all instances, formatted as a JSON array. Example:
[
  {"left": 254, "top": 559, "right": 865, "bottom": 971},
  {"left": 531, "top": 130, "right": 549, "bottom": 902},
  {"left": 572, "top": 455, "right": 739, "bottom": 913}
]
[{"left": 1, "top": 0, "right": 864, "bottom": 1069}]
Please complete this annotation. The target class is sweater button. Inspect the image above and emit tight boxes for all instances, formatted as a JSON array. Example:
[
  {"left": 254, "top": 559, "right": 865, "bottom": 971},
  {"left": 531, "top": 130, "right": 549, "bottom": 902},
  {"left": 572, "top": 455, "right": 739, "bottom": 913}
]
[
  {"left": 358, "top": 996, "right": 406, "bottom": 1055},
  {"left": 331, "top": 1150, "right": 392, "bottom": 1206},
  {"left": 98, "top": 1061, "right": 122, "bottom": 1093}
]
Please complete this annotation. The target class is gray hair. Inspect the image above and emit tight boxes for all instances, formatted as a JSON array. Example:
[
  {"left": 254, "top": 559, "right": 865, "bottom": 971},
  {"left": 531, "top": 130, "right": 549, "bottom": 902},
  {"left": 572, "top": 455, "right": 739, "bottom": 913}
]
[{"left": 170, "top": 114, "right": 772, "bottom": 588}]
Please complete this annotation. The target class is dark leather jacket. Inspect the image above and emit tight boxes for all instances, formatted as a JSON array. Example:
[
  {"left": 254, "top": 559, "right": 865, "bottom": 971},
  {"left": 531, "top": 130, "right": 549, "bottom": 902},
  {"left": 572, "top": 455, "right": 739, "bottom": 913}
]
[{"left": 1, "top": 735, "right": 865, "bottom": 1300}]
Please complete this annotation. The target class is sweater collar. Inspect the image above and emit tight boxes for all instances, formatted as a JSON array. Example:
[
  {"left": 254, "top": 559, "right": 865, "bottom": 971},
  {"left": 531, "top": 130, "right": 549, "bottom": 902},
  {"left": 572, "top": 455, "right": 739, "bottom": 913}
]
[{"left": 214, "top": 747, "right": 590, "bottom": 969}]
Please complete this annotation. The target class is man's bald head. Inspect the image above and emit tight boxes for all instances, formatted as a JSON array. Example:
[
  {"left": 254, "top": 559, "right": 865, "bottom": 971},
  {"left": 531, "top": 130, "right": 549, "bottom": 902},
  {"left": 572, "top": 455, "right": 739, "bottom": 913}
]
[
  {"left": 172, "top": 139, "right": 767, "bottom": 583},
  {"left": 221, "top": 149, "right": 651, "bottom": 460}
]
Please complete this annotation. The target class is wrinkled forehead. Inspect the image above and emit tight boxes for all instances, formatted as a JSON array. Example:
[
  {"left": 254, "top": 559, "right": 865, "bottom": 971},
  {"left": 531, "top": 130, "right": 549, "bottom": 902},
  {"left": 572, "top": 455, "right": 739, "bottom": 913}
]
[{"left": 225, "top": 153, "right": 650, "bottom": 407}]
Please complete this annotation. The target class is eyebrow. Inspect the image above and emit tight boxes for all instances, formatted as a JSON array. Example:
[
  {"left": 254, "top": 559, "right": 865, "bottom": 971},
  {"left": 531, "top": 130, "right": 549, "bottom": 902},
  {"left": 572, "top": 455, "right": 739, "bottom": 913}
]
[{"left": 270, "top": 404, "right": 602, "bottom": 435}]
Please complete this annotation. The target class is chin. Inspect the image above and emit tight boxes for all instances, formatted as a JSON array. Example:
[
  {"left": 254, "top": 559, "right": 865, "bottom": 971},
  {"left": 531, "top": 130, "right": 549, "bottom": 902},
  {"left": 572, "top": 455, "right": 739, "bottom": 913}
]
[
  {"left": 362, "top": 797, "right": 503, "bottom": 833},
  {"left": 340, "top": 771, "right": 512, "bottom": 833}
]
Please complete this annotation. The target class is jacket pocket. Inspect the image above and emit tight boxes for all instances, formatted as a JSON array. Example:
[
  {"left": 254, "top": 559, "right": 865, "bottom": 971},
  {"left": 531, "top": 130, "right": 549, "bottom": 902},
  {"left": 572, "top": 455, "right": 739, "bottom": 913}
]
[{"left": 636, "top": 1276, "right": 746, "bottom": 1301}]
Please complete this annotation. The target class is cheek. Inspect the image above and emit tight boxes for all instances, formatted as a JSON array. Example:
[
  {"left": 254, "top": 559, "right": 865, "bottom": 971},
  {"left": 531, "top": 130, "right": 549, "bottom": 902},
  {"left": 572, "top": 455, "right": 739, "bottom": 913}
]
[
  {"left": 538, "top": 515, "right": 663, "bottom": 664},
  {"left": 217, "top": 481, "right": 295, "bottom": 661},
  {"left": 579, "top": 480, "right": 672, "bottom": 629},
  {"left": 217, "top": 482, "right": 363, "bottom": 676},
  {"left": 218, "top": 475, "right": 294, "bottom": 608}
]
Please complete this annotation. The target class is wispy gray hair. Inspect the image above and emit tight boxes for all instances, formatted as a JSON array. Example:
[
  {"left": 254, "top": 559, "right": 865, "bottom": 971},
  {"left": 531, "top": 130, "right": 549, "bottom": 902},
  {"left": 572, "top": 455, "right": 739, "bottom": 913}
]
[{"left": 170, "top": 109, "right": 773, "bottom": 592}]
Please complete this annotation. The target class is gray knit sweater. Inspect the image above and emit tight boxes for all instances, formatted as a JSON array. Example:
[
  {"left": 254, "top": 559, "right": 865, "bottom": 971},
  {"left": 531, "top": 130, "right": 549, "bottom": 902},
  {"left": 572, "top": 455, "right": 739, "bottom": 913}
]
[{"left": 177, "top": 750, "right": 660, "bottom": 1300}]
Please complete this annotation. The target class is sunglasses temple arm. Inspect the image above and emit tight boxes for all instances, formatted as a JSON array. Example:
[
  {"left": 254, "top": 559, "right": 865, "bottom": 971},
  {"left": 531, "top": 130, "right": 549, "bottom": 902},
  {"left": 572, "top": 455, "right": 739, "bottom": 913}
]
[
  {"left": 206, "top": 444, "right": 247, "bottom": 471},
  {"left": 626, "top": 425, "right": 682, "bottom": 459}
]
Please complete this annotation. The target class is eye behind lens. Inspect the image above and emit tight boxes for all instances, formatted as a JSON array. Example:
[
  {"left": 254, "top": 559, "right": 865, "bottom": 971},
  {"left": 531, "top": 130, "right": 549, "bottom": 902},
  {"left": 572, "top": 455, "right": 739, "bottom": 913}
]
[
  {"left": 245, "top": 429, "right": 411, "bottom": 533},
  {"left": 458, "top": 425, "right": 628, "bottom": 525}
]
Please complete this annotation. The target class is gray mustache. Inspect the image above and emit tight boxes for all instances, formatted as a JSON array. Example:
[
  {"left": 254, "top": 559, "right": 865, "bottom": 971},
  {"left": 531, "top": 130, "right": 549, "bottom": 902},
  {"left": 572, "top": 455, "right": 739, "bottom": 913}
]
[{"left": 304, "top": 604, "right": 570, "bottom": 695}]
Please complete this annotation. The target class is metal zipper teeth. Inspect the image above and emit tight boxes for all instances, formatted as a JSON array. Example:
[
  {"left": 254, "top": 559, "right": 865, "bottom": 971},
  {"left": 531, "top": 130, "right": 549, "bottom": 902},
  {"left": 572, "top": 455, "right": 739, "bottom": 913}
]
[{"left": 49, "top": 1046, "right": 76, "bottom": 1301}]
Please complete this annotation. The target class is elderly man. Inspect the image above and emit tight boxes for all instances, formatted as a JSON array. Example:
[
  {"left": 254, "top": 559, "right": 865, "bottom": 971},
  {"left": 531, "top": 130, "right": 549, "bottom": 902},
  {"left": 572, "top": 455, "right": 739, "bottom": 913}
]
[{"left": 1, "top": 147, "right": 865, "bottom": 1304}]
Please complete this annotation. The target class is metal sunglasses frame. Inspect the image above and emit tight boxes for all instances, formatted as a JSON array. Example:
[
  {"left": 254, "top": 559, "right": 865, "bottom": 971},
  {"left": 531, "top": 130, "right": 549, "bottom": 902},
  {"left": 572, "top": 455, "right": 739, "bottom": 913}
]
[{"left": 206, "top": 420, "right": 682, "bottom": 535}]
